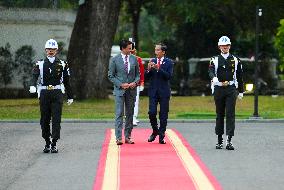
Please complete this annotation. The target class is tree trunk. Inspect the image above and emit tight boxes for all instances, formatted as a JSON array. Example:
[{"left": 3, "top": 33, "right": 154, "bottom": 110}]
[
  {"left": 67, "top": 0, "right": 121, "bottom": 99},
  {"left": 132, "top": 11, "right": 140, "bottom": 50},
  {"left": 127, "top": 0, "right": 142, "bottom": 50}
]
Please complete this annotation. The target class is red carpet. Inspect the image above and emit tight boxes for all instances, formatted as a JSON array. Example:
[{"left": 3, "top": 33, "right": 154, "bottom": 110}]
[{"left": 93, "top": 128, "right": 222, "bottom": 190}]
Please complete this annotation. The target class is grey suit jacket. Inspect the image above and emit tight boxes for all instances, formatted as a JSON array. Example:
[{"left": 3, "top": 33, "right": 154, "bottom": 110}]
[{"left": 108, "top": 53, "right": 140, "bottom": 96}]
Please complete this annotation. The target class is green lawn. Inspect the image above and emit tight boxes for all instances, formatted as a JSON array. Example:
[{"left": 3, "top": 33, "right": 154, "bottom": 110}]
[{"left": 0, "top": 96, "right": 283, "bottom": 120}]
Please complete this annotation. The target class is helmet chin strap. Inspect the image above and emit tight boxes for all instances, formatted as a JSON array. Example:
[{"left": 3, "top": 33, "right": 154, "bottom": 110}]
[
  {"left": 221, "top": 50, "right": 225, "bottom": 54},
  {"left": 221, "top": 49, "right": 229, "bottom": 54},
  {"left": 47, "top": 52, "right": 57, "bottom": 58}
]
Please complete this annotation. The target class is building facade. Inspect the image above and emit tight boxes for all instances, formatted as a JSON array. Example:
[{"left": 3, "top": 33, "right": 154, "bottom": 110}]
[{"left": 0, "top": 8, "right": 76, "bottom": 89}]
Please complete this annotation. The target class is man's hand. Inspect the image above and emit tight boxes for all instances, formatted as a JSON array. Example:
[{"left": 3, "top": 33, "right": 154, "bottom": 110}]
[
  {"left": 147, "top": 62, "right": 155, "bottom": 70},
  {"left": 129, "top": 82, "right": 136, "bottom": 89},
  {"left": 139, "top": 85, "right": 144, "bottom": 91},
  {"left": 29, "top": 86, "right": 36, "bottom": 93},
  {"left": 67, "top": 99, "right": 73, "bottom": 105},
  {"left": 121, "top": 83, "right": 129, "bottom": 89},
  {"left": 152, "top": 63, "right": 159, "bottom": 70},
  {"left": 238, "top": 93, "right": 243, "bottom": 100}
]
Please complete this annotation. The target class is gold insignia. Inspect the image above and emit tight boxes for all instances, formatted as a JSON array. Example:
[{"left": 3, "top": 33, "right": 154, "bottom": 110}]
[{"left": 222, "top": 81, "right": 229, "bottom": 86}]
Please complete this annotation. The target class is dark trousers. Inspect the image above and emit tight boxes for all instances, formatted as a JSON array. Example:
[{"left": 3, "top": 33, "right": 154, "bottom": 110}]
[
  {"left": 148, "top": 94, "right": 170, "bottom": 140},
  {"left": 40, "top": 90, "right": 63, "bottom": 140},
  {"left": 214, "top": 85, "right": 237, "bottom": 136}
]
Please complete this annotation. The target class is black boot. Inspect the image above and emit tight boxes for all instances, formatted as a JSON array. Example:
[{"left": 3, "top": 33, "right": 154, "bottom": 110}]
[
  {"left": 159, "top": 133, "right": 166, "bottom": 144},
  {"left": 43, "top": 138, "right": 51, "bottom": 153},
  {"left": 225, "top": 135, "right": 234, "bottom": 150},
  {"left": 216, "top": 135, "right": 223, "bottom": 149},
  {"left": 51, "top": 139, "right": 58, "bottom": 153}
]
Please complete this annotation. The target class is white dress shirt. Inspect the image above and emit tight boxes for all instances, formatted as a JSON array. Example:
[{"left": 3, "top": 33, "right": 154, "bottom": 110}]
[{"left": 121, "top": 53, "right": 130, "bottom": 73}]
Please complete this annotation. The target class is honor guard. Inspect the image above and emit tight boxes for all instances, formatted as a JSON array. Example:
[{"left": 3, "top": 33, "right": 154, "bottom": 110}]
[
  {"left": 29, "top": 39, "right": 73, "bottom": 153},
  {"left": 208, "top": 36, "right": 244, "bottom": 150},
  {"left": 129, "top": 38, "right": 145, "bottom": 126}
]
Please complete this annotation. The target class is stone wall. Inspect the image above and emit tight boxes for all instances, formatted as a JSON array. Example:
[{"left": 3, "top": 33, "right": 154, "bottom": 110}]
[{"left": 0, "top": 8, "right": 76, "bottom": 89}]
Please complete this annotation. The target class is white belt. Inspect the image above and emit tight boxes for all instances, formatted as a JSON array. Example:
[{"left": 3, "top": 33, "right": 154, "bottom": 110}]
[
  {"left": 40, "top": 85, "right": 62, "bottom": 90},
  {"left": 215, "top": 81, "right": 235, "bottom": 87}
]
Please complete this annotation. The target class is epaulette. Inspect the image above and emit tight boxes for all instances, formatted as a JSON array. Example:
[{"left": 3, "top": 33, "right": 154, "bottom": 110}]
[
  {"left": 36, "top": 60, "right": 44, "bottom": 66},
  {"left": 59, "top": 60, "right": 66, "bottom": 69},
  {"left": 209, "top": 56, "right": 218, "bottom": 65}
]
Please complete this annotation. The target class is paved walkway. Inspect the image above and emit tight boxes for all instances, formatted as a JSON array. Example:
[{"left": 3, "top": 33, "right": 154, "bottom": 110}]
[{"left": 0, "top": 122, "right": 283, "bottom": 190}]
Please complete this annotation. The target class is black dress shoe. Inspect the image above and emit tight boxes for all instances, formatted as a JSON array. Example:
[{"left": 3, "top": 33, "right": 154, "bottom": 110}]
[
  {"left": 43, "top": 144, "right": 51, "bottom": 153},
  {"left": 116, "top": 139, "right": 123, "bottom": 145},
  {"left": 125, "top": 138, "right": 135, "bottom": 144},
  {"left": 148, "top": 133, "right": 157, "bottom": 142},
  {"left": 159, "top": 139, "right": 166, "bottom": 144},
  {"left": 225, "top": 142, "right": 234, "bottom": 150}
]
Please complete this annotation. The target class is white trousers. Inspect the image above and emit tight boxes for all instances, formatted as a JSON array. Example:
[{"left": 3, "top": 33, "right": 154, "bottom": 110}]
[{"left": 133, "top": 87, "right": 140, "bottom": 118}]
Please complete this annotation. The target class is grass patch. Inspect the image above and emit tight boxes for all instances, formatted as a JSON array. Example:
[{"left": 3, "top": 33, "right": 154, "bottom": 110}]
[
  {"left": 177, "top": 112, "right": 216, "bottom": 119},
  {"left": 0, "top": 96, "right": 283, "bottom": 119},
  {"left": 177, "top": 112, "right": 249, "bottom": 119}
]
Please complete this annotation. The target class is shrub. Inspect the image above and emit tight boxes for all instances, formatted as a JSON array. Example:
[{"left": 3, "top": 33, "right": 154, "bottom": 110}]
[
  {"left": 15, "top": 45, "right": 35, "bottom": 88},
  {"left": 0, "top": 43, "right": 14, "bottom": 87}
]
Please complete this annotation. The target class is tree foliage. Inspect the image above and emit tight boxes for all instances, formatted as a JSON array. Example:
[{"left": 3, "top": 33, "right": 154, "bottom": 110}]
[
  {"left": 15, "top": 45, "right": 35, "bottom": 88},
  {"left": 275, "top": 19, "right": 284, "bottom": 72},
  {"left": 118, "top": 0, "right": 284, "bottom": 60},
  {"left": 123, "top": 0, "right": 152, "bottom": 50}
]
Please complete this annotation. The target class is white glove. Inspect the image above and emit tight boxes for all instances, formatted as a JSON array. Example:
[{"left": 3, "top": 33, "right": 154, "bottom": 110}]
[
  {"left": 29, "top": 86, "right": 36, "bottom": 93},
  {"left": 139, "top": 86, "right": 144, "bottom": 92},
  {"left": 238, "top": 93, "right": 243, "bottom": 100},
  {"left": 212, "top": 77, "right": 219, "bottom": 84},
  {"left": 67, "top": 99, "right": 73, "bottom": 105}
]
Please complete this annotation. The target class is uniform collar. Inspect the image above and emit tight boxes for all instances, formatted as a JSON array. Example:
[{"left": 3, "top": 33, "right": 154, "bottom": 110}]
[
  {"left": 46, "top": 56, "right": 57, "bottom": 63},
  {"left": 221, "top": 53, "right": 230, "bottom": 59}
]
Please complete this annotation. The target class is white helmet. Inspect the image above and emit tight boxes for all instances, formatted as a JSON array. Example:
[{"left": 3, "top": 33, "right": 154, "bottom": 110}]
[
  {"left": 45, "top": 39, "right": 58, "bottom": 49},
  {"left": 218, "top": 36, "right": 231, "bottom": 46}
]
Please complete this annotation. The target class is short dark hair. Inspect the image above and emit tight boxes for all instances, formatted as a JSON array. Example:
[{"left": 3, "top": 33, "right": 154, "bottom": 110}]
[
  {"left": 156, "top": 43, "right": 167, "bottom": 52},
  {"left": 131, "top": 41, "right": 136, "bottom": 50},
  {"left": 119, "top": 39, "right": 132, "bottom": 50}
]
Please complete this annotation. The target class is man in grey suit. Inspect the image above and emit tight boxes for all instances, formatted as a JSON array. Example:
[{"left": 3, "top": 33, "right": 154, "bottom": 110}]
[{"left": 108, "top": 39, "right": 140, "bottom": 145}]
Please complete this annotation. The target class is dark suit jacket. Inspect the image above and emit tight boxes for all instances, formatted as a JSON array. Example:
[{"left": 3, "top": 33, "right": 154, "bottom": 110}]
[{"left": 145, "top": 57, "right": 174, "bottom": 98}]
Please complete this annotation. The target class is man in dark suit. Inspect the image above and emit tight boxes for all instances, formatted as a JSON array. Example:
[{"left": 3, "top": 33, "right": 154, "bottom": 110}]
[
  {"left": 145, "top": 43, "right": 174, "bottom": 144},
  {"left": 108, "top": 39, "right": 140, "bottom": 145}
]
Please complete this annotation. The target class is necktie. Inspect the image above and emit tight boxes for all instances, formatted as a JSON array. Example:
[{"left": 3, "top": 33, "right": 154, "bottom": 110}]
[
  {"left": 157, "top": 58, "right": 161, "bottom": 69},
  {"left": 124, "top": 55, "right": 128, "bottom": 73}
]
